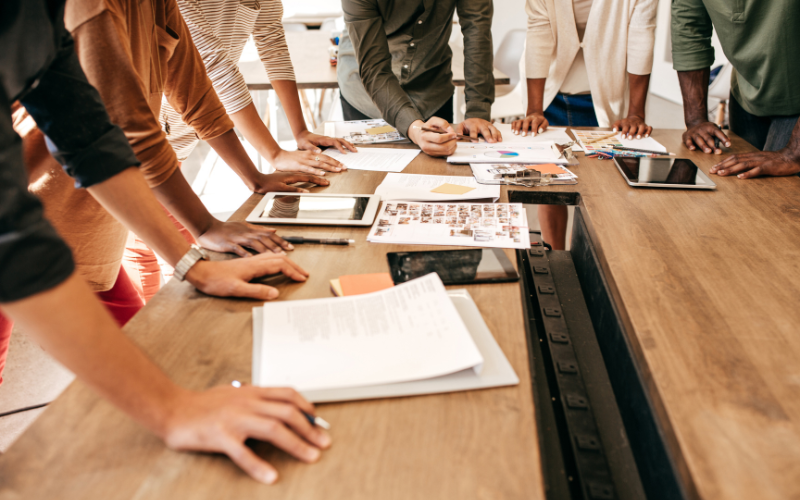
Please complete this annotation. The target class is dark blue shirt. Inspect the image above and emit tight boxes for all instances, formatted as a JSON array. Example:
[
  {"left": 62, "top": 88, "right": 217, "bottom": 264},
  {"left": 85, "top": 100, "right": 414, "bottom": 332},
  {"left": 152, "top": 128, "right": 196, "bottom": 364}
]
[{"left": 0, "top": 0, "right": 139, "bottom": 302}]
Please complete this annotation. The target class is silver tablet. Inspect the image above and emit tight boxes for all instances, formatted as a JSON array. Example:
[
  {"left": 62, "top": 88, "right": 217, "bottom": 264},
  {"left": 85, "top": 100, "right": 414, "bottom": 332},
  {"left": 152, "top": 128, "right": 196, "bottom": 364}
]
[
  {"left": 246, "top": 193, "right": 382, "bottom": 226},
  {"left": 613, "top": 157, "right": 716, "bottom": 190}
]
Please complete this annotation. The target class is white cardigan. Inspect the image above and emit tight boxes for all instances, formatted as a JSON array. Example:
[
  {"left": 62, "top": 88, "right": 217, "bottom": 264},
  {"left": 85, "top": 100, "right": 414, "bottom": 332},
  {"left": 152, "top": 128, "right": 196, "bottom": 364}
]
[{"left": 522, "top": 0, "right": 657, "bottom": 126}]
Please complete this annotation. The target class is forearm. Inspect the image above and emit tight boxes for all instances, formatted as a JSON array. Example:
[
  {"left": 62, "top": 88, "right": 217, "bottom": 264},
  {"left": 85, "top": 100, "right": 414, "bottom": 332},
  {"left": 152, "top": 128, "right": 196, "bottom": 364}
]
[
  {"left": 627, "top": 73, "right": 650, "bottom": 119},
  {"left": 678, "top": 68, "right": 710, "bottom": 127},
  {"left": 525, "top": 78, "right": 547, "bottom": 114},
  {"left": 88, "top": 167, "right": 191, "bottom": 265},
  {"left": 271, "top": 79, "right": 308, "bottom": 139},
  {"left": 207, "top": 124, "right": 270, "bottom": 190},
  {"left": 0, "top": 272, "right": 185, "bottom": 438}
]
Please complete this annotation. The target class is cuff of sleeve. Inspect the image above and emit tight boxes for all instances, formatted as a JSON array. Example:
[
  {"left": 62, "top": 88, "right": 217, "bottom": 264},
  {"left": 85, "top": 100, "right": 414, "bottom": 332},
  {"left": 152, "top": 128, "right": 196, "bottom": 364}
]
[
  {"left": 465, "top": 101, "right": 492, "bottom": 121},
  {"left": 525, "top": 32, "right": 553, "bottom": 79},
  {"left": 672, "top": 48, "right": 715, "bottom": 72},
  {"left": 626, "top": 27, "right": 656, "bottom": 75},
  {"left": 0, "top": 222, "right": 76, "bottom": 303},
  {"left": 51, "top": 125, "right": 140, "bottom": 189},
  {"left": 139, "top": 141, "right": 181, "bottom": 188},
  {"left": 395, "top": 107, "right": 425, "bottom": 138}
]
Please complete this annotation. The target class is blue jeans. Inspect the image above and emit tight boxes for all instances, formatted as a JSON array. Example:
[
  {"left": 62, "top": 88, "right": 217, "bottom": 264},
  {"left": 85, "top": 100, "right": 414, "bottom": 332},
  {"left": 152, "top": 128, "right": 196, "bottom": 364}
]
[
  {"left": 729, "top": 95, "right": 798, "bottom": 152},
  {"left": 544, "top": 93, "right": 599, "bottom": 127}
]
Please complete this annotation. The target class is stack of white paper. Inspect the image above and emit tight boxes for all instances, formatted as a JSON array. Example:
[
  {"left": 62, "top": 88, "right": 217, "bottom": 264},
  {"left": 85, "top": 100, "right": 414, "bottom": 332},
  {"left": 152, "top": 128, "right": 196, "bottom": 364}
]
[
  {"left": 374, "top": 173, "right": 501, "bottom": 202},
  {"left": 493, "top": 123, "right": 582, "bottom": 151},
  {"left": 323, "top": 119, "right": 405, "bottom": 144},
  {"left": 447, "top": 140, "right": 566, "bottom": 165},
  {"left": 257, "top": 273, "right": 483, "bottom": 392},
  {"left": 367, "top": 201, "right": 530, "bottom": 249},
  {"left": 324, "top": 147, "right": 420, "bottom": 172},
  {"left": 571, "top": 130, "right": 667, "bottom": 153}
]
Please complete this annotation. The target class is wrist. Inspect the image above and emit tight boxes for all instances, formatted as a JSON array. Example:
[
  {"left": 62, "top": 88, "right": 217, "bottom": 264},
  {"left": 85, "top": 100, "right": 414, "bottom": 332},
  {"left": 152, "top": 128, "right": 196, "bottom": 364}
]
[
  {"left": 183, "top": 252, "right": 211, "bottom": 288},
  {"left": 408, "top": 120, "right": 424, "bottom": 144},
  {"left": 526, "top": 108, "right": 544, "bottom": 116},
  {"left": 779, "top": 146, "right": 800, "bottom": 164},
  {"left": 156, "top": 385, "right": 195, "bottom": 443}
]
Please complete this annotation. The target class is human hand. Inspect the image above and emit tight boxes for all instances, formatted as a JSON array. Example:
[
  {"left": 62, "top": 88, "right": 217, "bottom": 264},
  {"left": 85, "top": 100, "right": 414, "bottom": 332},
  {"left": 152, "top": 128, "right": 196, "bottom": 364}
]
[
  {"left": 709, "top": 149, "right": 800, "bottom": 179},
  {"left": 296, "top": 130, "right": 358, "bottom": 155},
  {"left": 270, "top": 150, "right": 345, "bottom": 176},
  {"left": 197, "top": 220, "right": 292, "bottom": 257},
  {"left": 249, "top": 172, "right": 330, "bottom": 194},
  {"left": 407, "top": 117, "right": 458, "bottom": 157},
  {"left": 457, "top": 118, "right": 502, "bottom": 143},
  {"left": 612, "top": 115, "right": 653, "bottom": 139},
  {"left": 186, "top": 253, "right": 309, "bottom": 300},
  {"left": 511, "top": 112, "right": 549, "bottom": 137},
  {"left": 162, "top": 385, "right": 331, "bottom": 484},
  {"left": 682, "top": 121, "right": 731, "bottom": 154}
]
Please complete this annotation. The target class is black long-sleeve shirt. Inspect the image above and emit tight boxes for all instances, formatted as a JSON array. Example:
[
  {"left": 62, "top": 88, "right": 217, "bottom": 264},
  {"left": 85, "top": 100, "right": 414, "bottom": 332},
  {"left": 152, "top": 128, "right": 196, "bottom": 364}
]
[{"left": 0, "top": 0, "right": 139, "bottom": 302}]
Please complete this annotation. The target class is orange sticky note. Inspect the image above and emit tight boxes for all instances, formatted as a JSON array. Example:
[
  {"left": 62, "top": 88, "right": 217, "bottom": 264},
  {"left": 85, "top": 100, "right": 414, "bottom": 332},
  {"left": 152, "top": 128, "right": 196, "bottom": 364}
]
[
  {"left": 525, "top": 163, "right": 564, "bottom": 175},
  {"left": 431, "top": 183, "right": 476, "bottom": 195},
  {"left": 366, "top": 125, "right": 396, "bottom": 135},
  {"left": 339, "top": 273, "right": 395, "bottom": 296}
]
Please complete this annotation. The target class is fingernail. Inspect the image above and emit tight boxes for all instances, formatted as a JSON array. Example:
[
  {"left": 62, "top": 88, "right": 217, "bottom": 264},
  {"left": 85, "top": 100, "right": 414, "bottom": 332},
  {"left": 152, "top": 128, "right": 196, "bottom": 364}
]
[
  {"left": 636, "top": 135, "right": 641, "bottom": 139},
  {"left": 718, "top": 170, "right": 725, "bottom": 175},
  {"left": 538, "top": 128, "right": 543, "bottom": 134},
  {"left": 613, "top": 128, "right": 618, "bottom": 132},
  {"left": 513, "top": 130, "right": 518, "bottom": 135},
  {"left": 267, "top": 288, "right": 279, "bottom": 300},
  {"left": 315, "top": 149, "right": 322, "bottom": 153},
  {"left": 307, "top": 447, "right": 321, "bottom": 462},
  {"left": 319, "top": 433, "right": 332, "bottom": 448},
  {"left": 521, "top": 132, "right": 526, "bottom": 137},
  {"left": 301, "top": 189, "right": 310, "bottom": 193},
  {"left": 262, "top": 469, "right": 278, "bottom": 484},
  {"left": 287, "top": 244, "right": 294, "bottom": 250}
]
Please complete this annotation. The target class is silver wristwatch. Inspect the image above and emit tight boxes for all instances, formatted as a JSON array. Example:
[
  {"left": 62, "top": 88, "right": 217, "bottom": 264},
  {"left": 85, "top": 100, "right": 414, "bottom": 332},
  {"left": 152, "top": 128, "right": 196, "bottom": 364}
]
[{"left": 173, "top": 244, "right": 209, "bottom": 281}]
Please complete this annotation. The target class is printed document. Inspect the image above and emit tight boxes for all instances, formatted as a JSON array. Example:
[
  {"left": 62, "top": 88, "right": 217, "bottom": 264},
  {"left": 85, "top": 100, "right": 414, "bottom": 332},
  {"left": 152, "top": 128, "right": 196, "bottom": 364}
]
[
  {"left": 259, "top": 273, "right": 483, "bottom": 391},
  {"left": 471, "top": 163, "right": 577, "bottom": 185},
  {"left": 448, "top": 140, "right": 566, "bottom": 165},
  {"left": 323, "top": 119, "right": 404, "bottom": 144},
  {"left": 324, "top": 148, "right": 420, "bottom": 172},
  {"left": 368, "top": 201, "right": 530, "bottom": 249},
  {"left": 374, "top": 173, "right": 500, "bottom": 201}
]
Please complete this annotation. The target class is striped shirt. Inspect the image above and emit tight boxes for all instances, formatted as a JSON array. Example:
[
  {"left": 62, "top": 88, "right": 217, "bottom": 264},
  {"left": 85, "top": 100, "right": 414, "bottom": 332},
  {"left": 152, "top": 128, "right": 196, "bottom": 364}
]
[{"left": 162, "top": 0, "right": 296, "bottom": 159}]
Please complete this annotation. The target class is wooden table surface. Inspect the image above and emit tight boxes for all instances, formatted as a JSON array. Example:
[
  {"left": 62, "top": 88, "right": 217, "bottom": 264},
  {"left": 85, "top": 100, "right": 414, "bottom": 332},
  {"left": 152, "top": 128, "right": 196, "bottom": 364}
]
[
  {"left": 240, "top": 31, "right": 510, "bottom": 90},
  {"left": 3, "top": 130, "right": 800, "bottom": 500}
]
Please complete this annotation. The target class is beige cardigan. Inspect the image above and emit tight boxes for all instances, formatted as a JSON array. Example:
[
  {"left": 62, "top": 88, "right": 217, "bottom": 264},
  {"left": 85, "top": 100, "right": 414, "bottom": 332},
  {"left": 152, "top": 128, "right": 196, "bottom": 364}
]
[{"left": 523, "top": 0, "right": 657, "bottom": 126}]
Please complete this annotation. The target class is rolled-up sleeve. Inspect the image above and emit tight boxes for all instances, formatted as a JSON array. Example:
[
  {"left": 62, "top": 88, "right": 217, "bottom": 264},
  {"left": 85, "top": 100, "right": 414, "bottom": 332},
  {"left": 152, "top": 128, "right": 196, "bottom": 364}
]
[
  {"left": 19, "top": 34, "right": 140, "bottom": 188},
  {"left": 70, "top": 11, "right": 180, "bottom": 187},
  {"left": 626, "top": 0, "right": 657, "bottom": 75},
  {"left": 344, "top": 0, "right": 422, "bottom": 137},
  {"left": 457, "top": 0, "right": 494, "bottom": 120},
  {"left": 671, "top": 0, "right": 715, "bottom": 72},
  {"left": 524, "top": 0, "right": 555, "bottom": 79}
]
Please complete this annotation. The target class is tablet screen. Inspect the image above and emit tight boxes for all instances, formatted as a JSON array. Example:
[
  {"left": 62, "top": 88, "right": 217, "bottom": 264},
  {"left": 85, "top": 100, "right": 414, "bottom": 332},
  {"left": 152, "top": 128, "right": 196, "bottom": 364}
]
[
  {"left": 616, "top": 158, "right": 703, "bottom": 185},
  {"left": 262, "top": 195, "right": 371, "bottom": 220}
]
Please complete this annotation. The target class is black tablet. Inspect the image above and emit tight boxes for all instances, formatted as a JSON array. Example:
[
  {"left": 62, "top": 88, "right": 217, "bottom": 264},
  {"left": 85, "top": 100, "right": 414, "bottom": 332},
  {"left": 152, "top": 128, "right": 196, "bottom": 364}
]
[
  {"left": 387, "top": 248, "right": 519, "bottom": 285},
  {"left": 613, "top": 157, "right": 716, "bottom": 189}
]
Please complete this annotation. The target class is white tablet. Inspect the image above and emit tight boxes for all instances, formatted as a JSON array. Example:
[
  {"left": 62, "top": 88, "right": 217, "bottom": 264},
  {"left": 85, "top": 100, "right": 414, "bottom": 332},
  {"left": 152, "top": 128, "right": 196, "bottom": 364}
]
[
  {"left": 246, "top": 193, "right": 382, "bottom": 226},
  {"left": 613, "top": 157, "right": 716, "bottom": 190}
]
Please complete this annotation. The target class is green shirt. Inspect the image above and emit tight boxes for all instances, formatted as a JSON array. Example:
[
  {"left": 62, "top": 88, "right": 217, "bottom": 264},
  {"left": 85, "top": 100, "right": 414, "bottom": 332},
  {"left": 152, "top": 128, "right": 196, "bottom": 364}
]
[
  {"left": 671, "top": 0, "right": 800, "bottom": 117},
  {"left": 338, "top": 0, "right": 494, "bottom": 137}
]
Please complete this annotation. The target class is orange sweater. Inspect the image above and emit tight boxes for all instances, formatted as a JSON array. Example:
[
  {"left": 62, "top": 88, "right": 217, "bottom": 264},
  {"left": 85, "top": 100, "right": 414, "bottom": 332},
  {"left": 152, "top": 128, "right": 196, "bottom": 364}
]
[{"left": 20, "top": 0, "right": 234, "bottom": 291}]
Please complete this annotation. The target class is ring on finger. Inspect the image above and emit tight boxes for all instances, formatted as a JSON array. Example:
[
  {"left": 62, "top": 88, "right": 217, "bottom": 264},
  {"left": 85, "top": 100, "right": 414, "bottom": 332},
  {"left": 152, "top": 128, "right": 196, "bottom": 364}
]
[{"left": 315, "top": 156, "right": 320, "bottom": 161}]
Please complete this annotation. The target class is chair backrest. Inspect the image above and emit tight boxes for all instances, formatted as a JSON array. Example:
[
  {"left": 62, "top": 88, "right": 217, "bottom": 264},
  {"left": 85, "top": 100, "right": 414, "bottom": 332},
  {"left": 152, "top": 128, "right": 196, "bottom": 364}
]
[
  {"left": 283, "top": 22, "right": 308, "bottom": 32},
  {"left": 708, "top": 62, "right": 733, "bottom": 100},
  {"left": 494, "top": 29, "right": 526, "bottom": 89}
]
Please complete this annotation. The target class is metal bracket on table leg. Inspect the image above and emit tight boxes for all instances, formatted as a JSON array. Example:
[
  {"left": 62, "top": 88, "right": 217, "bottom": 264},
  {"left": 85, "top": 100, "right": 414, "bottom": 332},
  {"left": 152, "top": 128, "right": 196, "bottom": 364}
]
[{"left": 520, "top": 238, "right": 617, "bottom": 500}]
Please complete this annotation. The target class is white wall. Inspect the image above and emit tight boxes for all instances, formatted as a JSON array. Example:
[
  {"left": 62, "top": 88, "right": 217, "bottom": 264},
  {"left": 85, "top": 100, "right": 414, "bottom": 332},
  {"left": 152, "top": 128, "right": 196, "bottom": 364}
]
[{"left": 491, "top": 0, "right": 527, "bottom": 49}]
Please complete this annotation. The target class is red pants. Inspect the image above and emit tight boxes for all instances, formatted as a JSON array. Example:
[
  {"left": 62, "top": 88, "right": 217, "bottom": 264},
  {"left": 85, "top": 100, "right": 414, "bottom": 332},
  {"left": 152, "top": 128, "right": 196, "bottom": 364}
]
[
  {"left": 123, "top": 208, "right": 196, "bottom": 303},
  {"left": 0, "top": 266, "right": 144, "bottom": 386}
]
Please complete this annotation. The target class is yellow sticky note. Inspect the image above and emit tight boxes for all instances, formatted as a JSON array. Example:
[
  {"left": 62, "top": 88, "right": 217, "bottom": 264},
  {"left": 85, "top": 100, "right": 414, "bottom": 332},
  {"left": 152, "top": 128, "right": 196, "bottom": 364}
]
[
  {"left": 366, "top": 125, "right": 396, "bottom": 135},
  {"left": 431, "top": 183, "right": 476, "bottom": 195}
]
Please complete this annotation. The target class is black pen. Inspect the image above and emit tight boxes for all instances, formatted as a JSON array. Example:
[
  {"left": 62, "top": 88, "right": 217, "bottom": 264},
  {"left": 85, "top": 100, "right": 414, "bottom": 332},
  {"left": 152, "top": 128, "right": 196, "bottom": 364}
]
[{"left": 282, "top": 236, "right": 355, "bottom": 246}]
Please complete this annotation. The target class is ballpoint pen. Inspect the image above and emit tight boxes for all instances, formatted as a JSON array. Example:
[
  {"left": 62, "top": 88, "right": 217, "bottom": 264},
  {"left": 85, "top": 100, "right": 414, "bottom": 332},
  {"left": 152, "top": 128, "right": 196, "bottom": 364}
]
[
  {"left": 231, "top": 381, "right": 331, "bottom": 430},
  {"left": 282, "top": 236, "right": 355, "bottom": 245},
  {"left": 420, "top": 126, "right": 471, "bottom": 140}
]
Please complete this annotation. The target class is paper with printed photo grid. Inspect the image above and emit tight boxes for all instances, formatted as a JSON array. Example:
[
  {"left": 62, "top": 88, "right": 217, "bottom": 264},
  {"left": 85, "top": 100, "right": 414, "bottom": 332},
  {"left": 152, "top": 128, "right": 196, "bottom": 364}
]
[
  {"left": 367, "top": 201, "right": 531, "bottom": 249},
  {"left": 324, "top": 119, "right": 405, "bottom": 144}
]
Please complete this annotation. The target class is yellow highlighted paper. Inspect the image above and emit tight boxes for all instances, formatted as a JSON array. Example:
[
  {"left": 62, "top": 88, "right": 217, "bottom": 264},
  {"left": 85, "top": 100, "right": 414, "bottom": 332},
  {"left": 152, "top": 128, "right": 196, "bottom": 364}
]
[
  {"left": 430, "top": 183, "right": 476, "bottom": 195},
  {"left": 366, "top": 125, "right": 397, "bottom": 135}
]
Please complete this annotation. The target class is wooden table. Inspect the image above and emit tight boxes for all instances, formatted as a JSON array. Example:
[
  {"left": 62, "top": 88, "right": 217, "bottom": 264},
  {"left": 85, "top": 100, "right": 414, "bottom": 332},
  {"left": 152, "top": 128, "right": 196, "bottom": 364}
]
[
  {"left": 3, "top": 130, "right": 800, "bottom": 500},
  {"left": 239, "top": 31, "right": 510, "bottom": 90}
]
